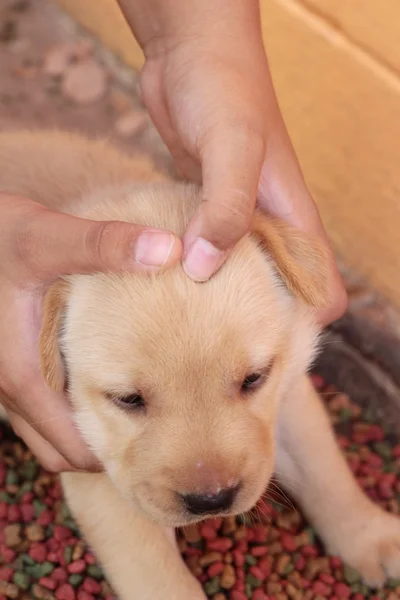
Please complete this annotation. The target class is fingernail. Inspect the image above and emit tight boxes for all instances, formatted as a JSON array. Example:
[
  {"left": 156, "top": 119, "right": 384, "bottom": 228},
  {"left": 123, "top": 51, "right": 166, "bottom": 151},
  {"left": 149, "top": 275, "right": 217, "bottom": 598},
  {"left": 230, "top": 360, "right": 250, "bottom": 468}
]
[
  {"left": 135, "top": 231, "right": 175, "bottom": 266},
  {"left": 183, "top": 238, "right": 223, "bottom": 281}
]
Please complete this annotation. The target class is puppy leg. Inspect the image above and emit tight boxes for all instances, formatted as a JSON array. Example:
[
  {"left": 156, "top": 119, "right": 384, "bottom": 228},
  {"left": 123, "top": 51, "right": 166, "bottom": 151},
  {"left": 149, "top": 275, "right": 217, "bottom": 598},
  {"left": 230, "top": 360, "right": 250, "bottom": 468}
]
[
  {"left": 275, "top": 375, "right": 400, "bottom": 587},
  {"left": 62, "top": 472, "right": 206, "bottom": 600}
]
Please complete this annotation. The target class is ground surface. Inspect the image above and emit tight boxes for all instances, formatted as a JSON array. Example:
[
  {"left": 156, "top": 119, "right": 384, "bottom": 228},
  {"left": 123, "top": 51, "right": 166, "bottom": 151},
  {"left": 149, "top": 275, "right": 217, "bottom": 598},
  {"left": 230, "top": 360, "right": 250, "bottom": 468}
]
[{"left": 1, "top": 1, "right": 400, "bottom": 599}]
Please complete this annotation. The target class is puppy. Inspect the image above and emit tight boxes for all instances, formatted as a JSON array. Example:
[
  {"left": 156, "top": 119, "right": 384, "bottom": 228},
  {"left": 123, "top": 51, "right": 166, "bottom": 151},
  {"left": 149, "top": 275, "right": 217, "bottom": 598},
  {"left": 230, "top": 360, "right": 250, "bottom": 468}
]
[{"left": 0, "top": 131, "right": 399, "bottom": 600}]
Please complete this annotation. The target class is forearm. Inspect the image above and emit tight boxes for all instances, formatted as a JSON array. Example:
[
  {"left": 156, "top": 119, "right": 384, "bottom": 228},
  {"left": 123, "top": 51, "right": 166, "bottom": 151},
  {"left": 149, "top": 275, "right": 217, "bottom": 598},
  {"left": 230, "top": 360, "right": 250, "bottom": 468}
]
[{"left": 116, "top": 0, "right": 263, "bottom": 56}]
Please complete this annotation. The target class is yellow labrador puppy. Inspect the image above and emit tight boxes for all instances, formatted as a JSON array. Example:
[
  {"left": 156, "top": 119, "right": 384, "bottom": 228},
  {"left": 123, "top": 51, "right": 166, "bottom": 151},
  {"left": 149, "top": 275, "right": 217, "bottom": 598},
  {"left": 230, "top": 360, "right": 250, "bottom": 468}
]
[{"left": 0, "top": 131, "right": 399, "bottom": 600}]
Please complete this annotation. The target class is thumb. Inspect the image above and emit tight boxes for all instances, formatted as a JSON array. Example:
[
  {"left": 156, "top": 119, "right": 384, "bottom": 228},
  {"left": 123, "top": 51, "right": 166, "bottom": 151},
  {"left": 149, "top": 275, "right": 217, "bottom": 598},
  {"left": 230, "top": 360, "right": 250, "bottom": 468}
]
[
  {"left": 5, "top": 197, "right": 182, "bottom": 282},
  {"left": 183, "top": 124, "right": 265, "bottom": 281}
]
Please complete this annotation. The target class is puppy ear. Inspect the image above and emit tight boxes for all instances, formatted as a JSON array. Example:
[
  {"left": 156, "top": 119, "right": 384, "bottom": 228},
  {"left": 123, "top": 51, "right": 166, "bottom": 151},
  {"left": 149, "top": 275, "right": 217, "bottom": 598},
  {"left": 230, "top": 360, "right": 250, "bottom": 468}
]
[
  {"left": 251, "top": 211, "right": 330, "bottom": 308},
  {"left": 39, "top": 280, "right": 70, "bottom": 393}
]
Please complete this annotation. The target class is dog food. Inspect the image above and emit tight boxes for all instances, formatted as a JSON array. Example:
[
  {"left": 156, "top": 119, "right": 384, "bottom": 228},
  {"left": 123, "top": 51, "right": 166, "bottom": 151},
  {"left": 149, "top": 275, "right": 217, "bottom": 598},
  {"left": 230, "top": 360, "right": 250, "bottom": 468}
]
[{"left": 1, "top": 375, "right": 399, "bottom": 599}]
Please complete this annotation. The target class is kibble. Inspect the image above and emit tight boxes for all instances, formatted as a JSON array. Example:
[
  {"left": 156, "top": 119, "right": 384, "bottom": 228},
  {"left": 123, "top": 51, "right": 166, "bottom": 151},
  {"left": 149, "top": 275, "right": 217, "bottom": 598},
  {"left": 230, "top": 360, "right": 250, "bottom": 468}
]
[{"left": 1, "top": 376, "right": 399, "bottom": 599}]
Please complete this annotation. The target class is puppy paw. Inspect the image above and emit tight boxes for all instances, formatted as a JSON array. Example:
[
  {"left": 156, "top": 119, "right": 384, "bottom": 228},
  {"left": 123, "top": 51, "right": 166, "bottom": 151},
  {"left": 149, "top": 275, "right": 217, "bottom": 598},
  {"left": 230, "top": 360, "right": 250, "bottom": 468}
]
[{"left": 335, "top": 509, "right": 400, "bottom": 588}]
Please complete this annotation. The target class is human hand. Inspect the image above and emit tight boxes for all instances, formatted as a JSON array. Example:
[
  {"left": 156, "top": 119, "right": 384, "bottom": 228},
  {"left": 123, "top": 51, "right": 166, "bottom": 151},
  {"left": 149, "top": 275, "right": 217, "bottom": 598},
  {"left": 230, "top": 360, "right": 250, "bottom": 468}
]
[
  {"left": 119, "top": 0, "right": 347, "bottom": 325},
  {"left": 0, "top": 194, "right": 181, "bottom": 472}
]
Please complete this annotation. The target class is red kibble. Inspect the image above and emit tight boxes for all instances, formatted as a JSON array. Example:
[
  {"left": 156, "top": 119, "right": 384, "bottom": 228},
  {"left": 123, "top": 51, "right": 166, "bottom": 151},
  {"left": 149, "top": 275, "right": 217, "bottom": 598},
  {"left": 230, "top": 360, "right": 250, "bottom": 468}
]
[
  {"left": 54, "top": 525, "right": 72, "bottom": 541},
  {"left": 38, "top": 509, "right": 54, "bottom": 526},
  {"left": 39, "top": 577, "right": 57, "bottom": 590},
  {"left": 352, "top": 595, "right": 364, "bottom": 600},
  {"left": 29, "top": 543, "right": 47, "bottom": 562},
  {"left": 367, "top": 453, "right": 383, "bottom": 467},
  {"left": 56, "top": 583, "right": 76, "bottom": 600},
  {"left": 258, "top": 558, "right": 272, "bottom": 577},
  {"left": 249, "top": 565, "right": 266, "bottom": 581},
  {"left": 281, "top": 533, "right": 296, "bottom": 552},
  {"left": 84, "top": 553, "right": 96, "bottom": 565},
  {"left": 246, "top": 529, "right": 255, "bottom": 542},
  {"left": 319, "top": 573, "right": 335, "bottom": 585},
  {"left": 312, "top": 581, "right": 331, "bottom": 596},
  {"left": 230, "top": 591, "right": 247, "bottom": 600},
  {"left": 232, "top": 549, "right": 245, "bottom": 567},
  {"left": 1, "top": 545, "right": 16, "bottom": 563},
  {"left": 68, "top": 559, "right": 86, "bottom": 574},
  {"left": 0, "top": 566, "right": 14, "bottom": 582},
  {"left": 0, "top": 503, "right": 7, "bottom": 520},
  {"left": 200, "top": 524, "right": 217, "bottom": 541},
  {"left": 47, "top": 538, "right": 60, "bottom": 552},
  {"left": 207, "top": 537, "right": 233, "bottom": 552},
  {"left": 235, "top": 540, "right": 248, "bottom": 553},
  {"left": 184, "top": 547, "right": 201, "bottom": 557},
  {"left": 52, "top": 567, "right": 68, "bottom": 582},
  {"left": 252, "top": 590, "right": 268, "bottom": 600},
  {"left": 334, "top": 582, "right": 351, "bottom": 598},
  {"left": 250, "top": 545, "right": 268, "bottom": 557},
  {"left": 48, "top": 551, "right": 59, "bottom": 562},
  {"left": 21, "top": 491, "right": 34, "bottom": 503},
  {"left": 367, "top": 424, "right": 385, "bottom": 442},
  {"left": 7, "top": 504, "right": 21, "bottom": 523},
  {"left": 392, "top": 444, "right": 400, "bottom": 458},
  {"left": 302, "top": 545, "right": 318, "bottom": 557},
  {"left": 294, "top": 555, "right": 306, "bottom": 570},
  {"left": 208, "top": 517, "right": 222, "bottom": 530},
  {"left": 20, "top": 503, "right": 35, "bottom": 522},
  {"left": 82, "top": 577, "right": 101, "bottom": 594},
  {"left": 208, "top": 561, "right": 224, "bottom": 577},
  {"left": 253, "top": 524, "right": 267, "bottom": 543},
  {"left": 77, "top": 592, "right": 94, "bottom": 600},
  {"left": 330, "top": 556, "right": 342, "bottom": 569}
]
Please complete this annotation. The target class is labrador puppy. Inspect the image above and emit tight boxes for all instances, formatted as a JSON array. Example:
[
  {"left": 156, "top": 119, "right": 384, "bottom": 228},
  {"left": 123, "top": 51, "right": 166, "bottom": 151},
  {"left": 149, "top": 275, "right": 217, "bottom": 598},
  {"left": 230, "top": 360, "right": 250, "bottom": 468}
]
[{"left": 0, "top": 131, "right": 399, "bottom": 600}]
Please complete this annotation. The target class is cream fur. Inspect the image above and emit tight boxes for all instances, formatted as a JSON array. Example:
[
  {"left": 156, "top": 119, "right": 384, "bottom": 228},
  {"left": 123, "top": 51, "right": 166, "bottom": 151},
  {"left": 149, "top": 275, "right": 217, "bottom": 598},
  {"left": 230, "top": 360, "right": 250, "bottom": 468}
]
[{"left": 0, "top": 130, "right": 399, "bottom": 599}]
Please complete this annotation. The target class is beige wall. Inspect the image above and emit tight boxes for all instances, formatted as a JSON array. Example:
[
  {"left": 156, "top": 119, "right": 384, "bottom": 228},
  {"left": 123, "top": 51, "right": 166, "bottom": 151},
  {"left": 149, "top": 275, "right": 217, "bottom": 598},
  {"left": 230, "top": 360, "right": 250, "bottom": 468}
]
[{"left": 55, "top": 0, "right": 400, "bottom": 310}]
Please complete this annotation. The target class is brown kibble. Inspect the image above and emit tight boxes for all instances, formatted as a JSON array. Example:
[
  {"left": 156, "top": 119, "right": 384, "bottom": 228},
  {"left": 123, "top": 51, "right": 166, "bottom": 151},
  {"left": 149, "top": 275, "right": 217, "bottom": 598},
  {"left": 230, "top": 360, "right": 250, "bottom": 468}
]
[
  {"left": 198, "top": 552, "right": 222, "bottom": 567},
  {"left": 32, "top": 584, "right": 56, "bottom": 600},
  {"left": 62, "top": 58, "right": 107, "bottom": 104},
  {"left": 0, "top": 582, "right": 19, "bottom": 599},
  {"left": 220, "top": 564, "right": 236, "bottom": 589},
  {"left": 224, "top": 551, "right": 233, "bottom": 564},
  {"left": 212, "top": 595, "right": 225, "bottom": 600},
  {"left": 269, "top": 541, "right": 283, "bottom": 554},
  {"left": 4, "top": 524, "right": 21, "bottom": 547},
  {"left": 266, "top": 582, "right": 282, "bottom": 594},
  {"left": 233, "top": 526, "right": 247, "bottom": 540},
  {"left": 25, "top": 523, "right": 45, "bottom": 542},
  {"left": 222, "top": 516, "right": 236, "bottom": 535},
  {"left": 276, "top": 553, "right": 291, "bottom": 574},
  {"left": 182, "top": 524, "right": 201, "bottom": 543},
  {"left": 72, "top": 540, "right": 85, "bottom": 561}
]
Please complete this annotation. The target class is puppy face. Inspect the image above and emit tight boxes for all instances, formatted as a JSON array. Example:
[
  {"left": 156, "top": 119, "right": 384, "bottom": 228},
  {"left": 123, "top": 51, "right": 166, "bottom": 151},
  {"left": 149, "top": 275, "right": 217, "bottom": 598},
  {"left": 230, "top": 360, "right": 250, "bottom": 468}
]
[{"left": 40, "top": 183, "right": 328, "bottom": 526}]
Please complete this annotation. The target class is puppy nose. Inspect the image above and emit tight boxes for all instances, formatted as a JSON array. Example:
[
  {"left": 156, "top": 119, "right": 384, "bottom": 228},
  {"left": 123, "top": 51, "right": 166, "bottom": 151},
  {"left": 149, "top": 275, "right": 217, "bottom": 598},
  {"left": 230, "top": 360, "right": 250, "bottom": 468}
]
[{"left": 181, "top": 485, "right": 239, "bottom": 515}]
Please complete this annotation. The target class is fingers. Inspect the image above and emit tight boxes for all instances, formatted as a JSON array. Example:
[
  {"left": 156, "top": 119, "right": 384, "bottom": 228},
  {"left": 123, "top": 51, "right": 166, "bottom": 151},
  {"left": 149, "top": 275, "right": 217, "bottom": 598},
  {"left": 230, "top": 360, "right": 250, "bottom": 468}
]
[
  {"left": 1, "top": 195, "right": 182, "bottom": 283},
  {"left": 5, "top": 384, "right": 101, "bottom": 473},
  {"left": 7, "top": 409, "right": 76, "bottom": 473},
  {"left": 183, "top": 123, "right": 265, "bottom": 281}
]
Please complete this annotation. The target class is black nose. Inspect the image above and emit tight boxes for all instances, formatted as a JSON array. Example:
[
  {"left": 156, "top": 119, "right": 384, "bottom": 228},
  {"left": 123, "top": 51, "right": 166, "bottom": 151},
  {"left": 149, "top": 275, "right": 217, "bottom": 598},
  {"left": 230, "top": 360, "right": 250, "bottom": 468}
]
[{"left": 181, "top": 486, "right": 239, "bottom": 515}]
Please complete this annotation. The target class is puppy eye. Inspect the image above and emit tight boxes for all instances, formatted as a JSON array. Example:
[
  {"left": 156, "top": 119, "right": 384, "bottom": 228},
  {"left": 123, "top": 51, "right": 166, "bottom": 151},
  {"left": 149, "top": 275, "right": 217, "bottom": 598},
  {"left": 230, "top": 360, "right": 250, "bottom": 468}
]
[
  {"left": 107, "top": 393, "right": 145, "bottom": 410},
  {"left": 241, "top": 373, "right": 263, "bottom": 391}
]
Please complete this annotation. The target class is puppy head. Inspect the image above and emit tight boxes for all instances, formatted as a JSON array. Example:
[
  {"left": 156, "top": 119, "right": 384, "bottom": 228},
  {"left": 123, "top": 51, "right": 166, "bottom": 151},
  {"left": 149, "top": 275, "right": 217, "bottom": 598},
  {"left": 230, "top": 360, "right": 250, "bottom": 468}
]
[{"left": 40, "top": 183, "right": 328, "bottom": 526}]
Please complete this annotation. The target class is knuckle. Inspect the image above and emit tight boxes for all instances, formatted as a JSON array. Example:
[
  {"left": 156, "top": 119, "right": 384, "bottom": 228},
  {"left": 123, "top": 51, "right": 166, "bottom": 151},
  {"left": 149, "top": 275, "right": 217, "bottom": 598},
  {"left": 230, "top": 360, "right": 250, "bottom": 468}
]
[
  {"left": 84, "top": 221, "right": 118, "bottom": 270},
  {"left": 205, "top": 194, "right": 253, "bottom": 249}
]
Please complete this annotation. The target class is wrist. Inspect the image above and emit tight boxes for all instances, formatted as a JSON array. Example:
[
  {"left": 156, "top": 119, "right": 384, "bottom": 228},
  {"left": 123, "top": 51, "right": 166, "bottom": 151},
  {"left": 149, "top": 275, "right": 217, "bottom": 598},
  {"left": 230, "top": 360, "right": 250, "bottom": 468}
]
[{"left": 117, "top": 0, "right": 262, "bottom": 58}]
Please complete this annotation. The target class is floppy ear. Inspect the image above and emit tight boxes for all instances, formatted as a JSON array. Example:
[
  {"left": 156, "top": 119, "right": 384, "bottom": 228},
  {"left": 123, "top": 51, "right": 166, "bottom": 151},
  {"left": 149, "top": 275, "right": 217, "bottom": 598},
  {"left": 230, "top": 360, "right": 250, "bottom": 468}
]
[
  {"left": 251, "top": 211, "right": 330, "bottom": 308},
  {"left": 39, "top": 279, "right": 70, "bottom": 393}
]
